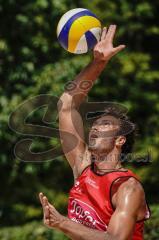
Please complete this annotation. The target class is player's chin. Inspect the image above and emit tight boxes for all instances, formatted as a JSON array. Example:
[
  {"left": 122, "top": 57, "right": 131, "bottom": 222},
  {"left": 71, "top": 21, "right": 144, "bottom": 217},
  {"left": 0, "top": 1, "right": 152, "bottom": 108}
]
[
  {"left": 88, "top": 138, "right": 97, "bottom": 148},
  {"left": 88, "top": 140, "right": 102, "bottom": 153},
  {"left": 88, "top": 145, "right": 97, "bottom": 152},
  {"left": 88, "top": 139, "right": 113, "bottom": 155}
]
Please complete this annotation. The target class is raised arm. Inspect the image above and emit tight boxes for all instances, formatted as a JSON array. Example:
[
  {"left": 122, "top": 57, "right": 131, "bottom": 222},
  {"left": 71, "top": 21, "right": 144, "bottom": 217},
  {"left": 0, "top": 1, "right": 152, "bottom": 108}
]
[
  {"left": 39, "top": 178, "right": 146, "bottom": 240},
  {"left": 57, "top": 25, "right": 125, "bottom": 179}
]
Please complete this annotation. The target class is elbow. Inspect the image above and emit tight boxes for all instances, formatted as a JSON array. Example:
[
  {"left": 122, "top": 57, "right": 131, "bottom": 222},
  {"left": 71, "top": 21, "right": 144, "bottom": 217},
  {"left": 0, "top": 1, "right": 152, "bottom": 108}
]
[{"left": 57, "top": 93, "right": 74, "bottom": 112}]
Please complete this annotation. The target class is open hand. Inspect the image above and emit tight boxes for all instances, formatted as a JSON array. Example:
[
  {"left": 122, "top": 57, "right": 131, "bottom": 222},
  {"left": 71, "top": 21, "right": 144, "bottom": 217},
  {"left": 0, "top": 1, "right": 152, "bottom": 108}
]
[
  {"left": 39, "top": 192, "right": 66, "bottom": 229},
  {"left": 94, "top": 25, "right": 125, "bottom": 62}
]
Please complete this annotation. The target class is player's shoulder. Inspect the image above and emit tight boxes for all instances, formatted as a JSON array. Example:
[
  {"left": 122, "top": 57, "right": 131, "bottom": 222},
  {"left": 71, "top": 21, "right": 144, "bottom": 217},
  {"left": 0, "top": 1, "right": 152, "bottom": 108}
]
[{"left": 117, "top": 177, "right": 145, "bottom": 199}]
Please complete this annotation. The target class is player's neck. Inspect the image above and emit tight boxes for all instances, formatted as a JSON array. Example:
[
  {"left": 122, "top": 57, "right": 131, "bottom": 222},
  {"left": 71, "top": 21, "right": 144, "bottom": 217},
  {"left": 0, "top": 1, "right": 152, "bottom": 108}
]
[{"left": 91, "top": 149, "right": 123, "bottom": 171}]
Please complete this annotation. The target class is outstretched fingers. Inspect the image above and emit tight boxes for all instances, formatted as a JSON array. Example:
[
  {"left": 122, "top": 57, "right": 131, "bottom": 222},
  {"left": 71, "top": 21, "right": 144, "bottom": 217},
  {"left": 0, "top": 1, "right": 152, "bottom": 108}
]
[
  {"left": 39, "top": 193, "right": 50, "bottom": 223},
  {"left": 113, "top": 44, "right": 126, "bottom": 54},
  {"left": 47, "top": 200, "right": 57, "bottom": 215},
  {"left": 39, "top": 192, "right": 44, "bottom": 205},
  {"left": 101, "top": 27, "right": 107, "bottom": 40},
  {"left": 39, "top": 193, "right": 49, "bottom": 208},
  {"left": 106, "top": 24, "right": 117, "bottom": 42},
  {"left": 44, "top": 206, "right": 50, "bottom": 224}
]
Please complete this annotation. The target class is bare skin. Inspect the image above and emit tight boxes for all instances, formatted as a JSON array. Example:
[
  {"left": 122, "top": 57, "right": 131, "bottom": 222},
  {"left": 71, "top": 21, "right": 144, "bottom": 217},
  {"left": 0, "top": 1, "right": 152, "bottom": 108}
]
[
  {"left": 57, "top": 25, "right": 126, "bottom": 179},
  {"left": 39, "top": 25, "right": 148, "bottom": 239},
  {"left": 39, "top": 178, "right": 147, "bottom": 240}
]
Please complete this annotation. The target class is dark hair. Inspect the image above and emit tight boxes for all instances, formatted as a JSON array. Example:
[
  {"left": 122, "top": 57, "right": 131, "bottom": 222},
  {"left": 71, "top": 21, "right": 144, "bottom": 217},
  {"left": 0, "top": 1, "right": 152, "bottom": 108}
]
[
  {"left": 87, "top": 106, "right": 136, "bottom": 156},
  {"left": 86, "top": 105, "right": 151, "bottom": 165},
  {"left": 104, "top": 106, "right": 136, "bottom": 155}
]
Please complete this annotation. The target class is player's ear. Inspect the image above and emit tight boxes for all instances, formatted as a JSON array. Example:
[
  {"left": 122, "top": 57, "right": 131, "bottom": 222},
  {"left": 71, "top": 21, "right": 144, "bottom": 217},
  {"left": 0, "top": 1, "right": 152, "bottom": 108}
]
[{"left": 115, "top": 136, "right": 126, "bottom": 147}]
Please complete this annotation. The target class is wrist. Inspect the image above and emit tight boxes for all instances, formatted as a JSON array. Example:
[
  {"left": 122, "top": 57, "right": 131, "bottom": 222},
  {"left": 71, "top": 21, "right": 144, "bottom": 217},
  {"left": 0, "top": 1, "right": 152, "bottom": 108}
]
[
  {"left": 58, "top": 216, "right": 69, "bottom": 231},
  {"left": 92, "top": 58, "right": 109, "bottom": 67}
]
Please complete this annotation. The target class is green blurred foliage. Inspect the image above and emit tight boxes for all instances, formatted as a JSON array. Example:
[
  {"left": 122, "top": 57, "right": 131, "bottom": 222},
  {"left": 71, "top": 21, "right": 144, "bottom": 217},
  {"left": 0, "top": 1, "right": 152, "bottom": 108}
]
[
  {"left": 0, "top": 205, "right": 158, "bottom": 240},
  {"left": 144, "top": 205, "right": 159, "bottom": 240},
  {"left": 0, "top": 221, "right": 69, "bottom": 240},
  {"left": 0, "top": 0, "right": 159, "bottom": 239}
]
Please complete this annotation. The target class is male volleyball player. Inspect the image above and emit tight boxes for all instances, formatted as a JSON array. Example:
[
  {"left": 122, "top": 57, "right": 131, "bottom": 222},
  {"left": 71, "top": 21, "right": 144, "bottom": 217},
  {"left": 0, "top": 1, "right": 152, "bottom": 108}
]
[{"left": 39, "top": 25, "right": 150, "bottom": 240}]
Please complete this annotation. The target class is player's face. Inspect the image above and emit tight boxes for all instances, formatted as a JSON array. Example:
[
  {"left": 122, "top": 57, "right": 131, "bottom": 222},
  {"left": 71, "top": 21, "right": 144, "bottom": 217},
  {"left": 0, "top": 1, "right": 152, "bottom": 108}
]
[{"left": 88, "top": 115, "right": 120, "bottom": 154}]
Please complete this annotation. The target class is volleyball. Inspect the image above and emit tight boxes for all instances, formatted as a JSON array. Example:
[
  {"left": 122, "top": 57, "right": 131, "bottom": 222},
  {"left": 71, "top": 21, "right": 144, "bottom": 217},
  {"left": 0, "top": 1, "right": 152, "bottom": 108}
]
[{"left": 57, "top": 8, "right": 102, "bottom": 54}]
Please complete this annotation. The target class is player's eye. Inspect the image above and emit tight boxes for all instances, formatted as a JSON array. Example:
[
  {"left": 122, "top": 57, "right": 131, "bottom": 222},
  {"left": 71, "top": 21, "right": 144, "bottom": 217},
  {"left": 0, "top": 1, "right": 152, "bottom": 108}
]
[
  {"left": 103, "top": 121, "right": 111, "bottom": 126},
  {"left": 92, "top": 128, "right": 98, "bottom": 132}
]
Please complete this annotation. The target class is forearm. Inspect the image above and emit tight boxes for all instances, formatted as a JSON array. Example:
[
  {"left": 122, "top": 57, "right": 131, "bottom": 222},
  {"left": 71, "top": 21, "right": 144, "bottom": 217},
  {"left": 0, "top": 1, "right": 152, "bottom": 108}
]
[
  {"left": 58, "top": 25, "right": 125, "bottom": 110},
  {"left": 59, "top": 59, "right": 108, "bottom": 109},
  {"left": 58, "top": 217, "right": 115, "bottom": 240},
  {"left": 68, "top": 58, "right": 107, "bottom": 98}
]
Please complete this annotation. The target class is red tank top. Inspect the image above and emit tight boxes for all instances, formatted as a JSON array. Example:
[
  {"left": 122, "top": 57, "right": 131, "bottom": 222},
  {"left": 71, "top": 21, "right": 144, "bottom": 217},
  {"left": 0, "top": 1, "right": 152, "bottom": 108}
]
[{"left": 68, "top": 165, "right": 150, "bottom": 240}]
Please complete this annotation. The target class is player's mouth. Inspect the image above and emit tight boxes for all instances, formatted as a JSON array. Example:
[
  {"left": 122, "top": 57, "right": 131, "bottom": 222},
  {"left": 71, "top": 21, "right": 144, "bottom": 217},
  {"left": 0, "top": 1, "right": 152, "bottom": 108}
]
[
  {"left": 89, "top": 132, "right": 99, "bottom": 147},
  {"left": 90, "top": 133, "right": 98, "bottom": 139}
]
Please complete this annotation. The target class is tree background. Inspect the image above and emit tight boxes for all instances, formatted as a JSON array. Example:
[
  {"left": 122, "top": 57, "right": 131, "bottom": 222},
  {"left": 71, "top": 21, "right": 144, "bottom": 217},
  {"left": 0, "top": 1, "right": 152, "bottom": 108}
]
[{"left": 0, "top": 0, "right": 159, "bottom": 239}]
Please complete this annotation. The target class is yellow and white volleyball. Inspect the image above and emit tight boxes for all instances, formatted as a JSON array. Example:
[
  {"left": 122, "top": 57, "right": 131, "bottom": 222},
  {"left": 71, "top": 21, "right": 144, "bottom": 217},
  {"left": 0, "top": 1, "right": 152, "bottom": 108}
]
[{"left": 57, "top": 8, "right": 102, "bottom": 54}]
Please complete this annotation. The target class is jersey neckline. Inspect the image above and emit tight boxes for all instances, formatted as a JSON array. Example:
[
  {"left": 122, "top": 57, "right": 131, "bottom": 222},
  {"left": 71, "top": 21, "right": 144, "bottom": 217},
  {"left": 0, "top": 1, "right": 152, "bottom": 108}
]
[{"left": 90, "top": 163, "right": 128, "bottom": 176}]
